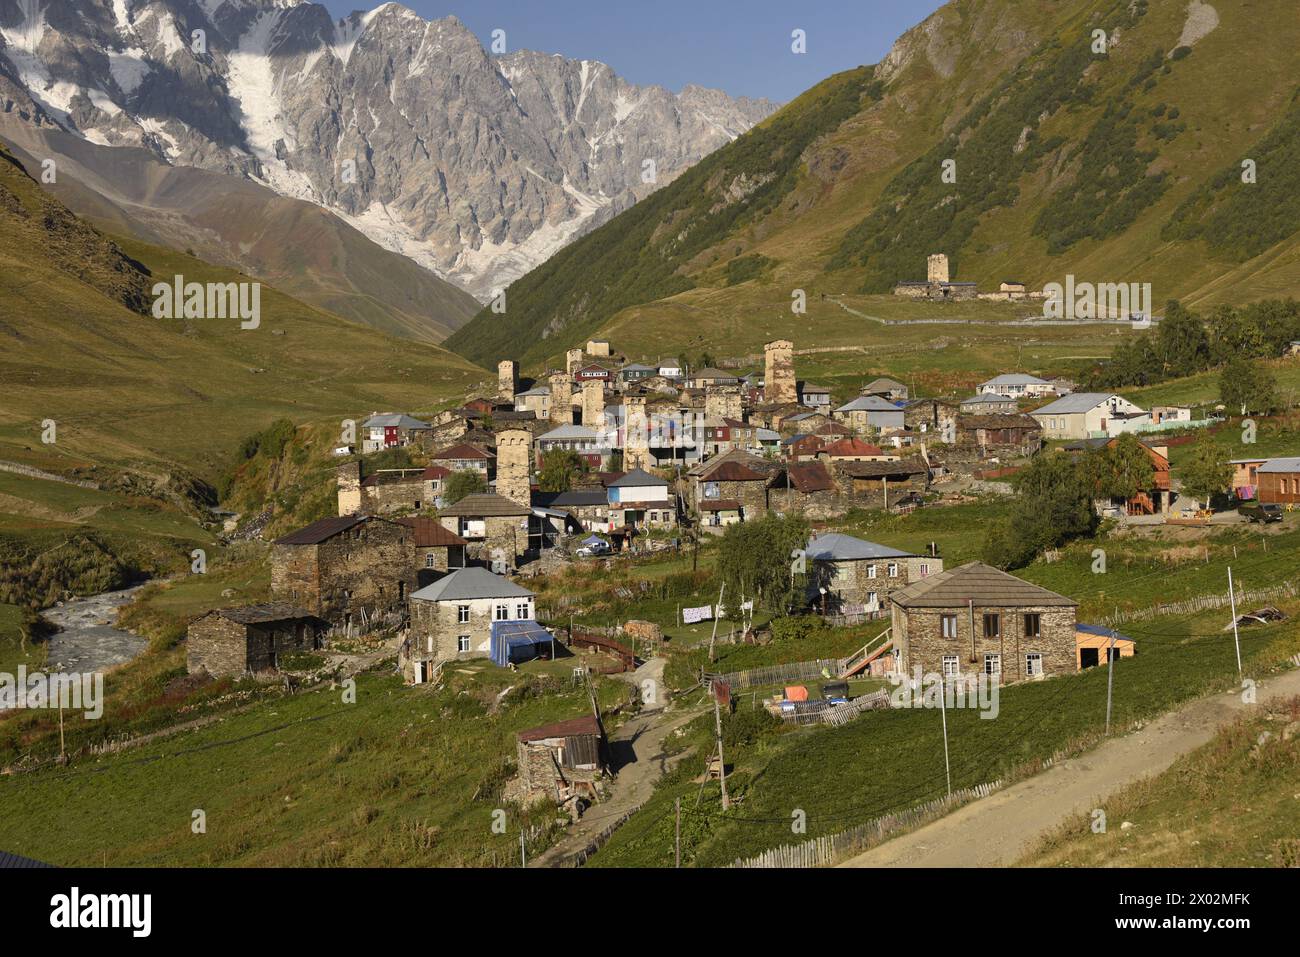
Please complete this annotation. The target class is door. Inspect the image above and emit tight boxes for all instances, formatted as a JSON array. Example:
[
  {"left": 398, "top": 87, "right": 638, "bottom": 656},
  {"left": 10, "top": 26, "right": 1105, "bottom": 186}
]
[{"left": 1080, "top": 647, "right": 1099, "bottom": 669}]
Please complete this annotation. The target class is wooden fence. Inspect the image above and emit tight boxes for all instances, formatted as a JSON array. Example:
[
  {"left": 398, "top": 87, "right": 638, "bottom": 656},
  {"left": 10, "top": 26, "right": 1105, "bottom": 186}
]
[
  {"left": 780, "top": 689, "right": 892, "bottom": 726},
  {"left": 728, "top": 780, "right": 1002, "bottom": 868},
  {"left": 1102, "top": 580, "right": 1298, "bottom": 627},
  {"left": 711, "top": 658, "right": 845, "bottom": 692}
]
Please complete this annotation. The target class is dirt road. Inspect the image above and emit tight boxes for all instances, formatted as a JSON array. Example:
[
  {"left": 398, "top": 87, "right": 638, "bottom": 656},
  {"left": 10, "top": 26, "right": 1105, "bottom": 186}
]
[
  {"left": 532, "top": 658, "right": 704, "bottom": 866},
  {"left": 841, "top": 668, "right": 1300, "bottom": 868}
]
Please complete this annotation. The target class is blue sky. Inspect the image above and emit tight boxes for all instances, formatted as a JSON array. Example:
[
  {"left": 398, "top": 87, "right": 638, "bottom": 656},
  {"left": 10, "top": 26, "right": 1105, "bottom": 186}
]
[{"left": 315, "top": 1, "right": 947, "bottom": 102}]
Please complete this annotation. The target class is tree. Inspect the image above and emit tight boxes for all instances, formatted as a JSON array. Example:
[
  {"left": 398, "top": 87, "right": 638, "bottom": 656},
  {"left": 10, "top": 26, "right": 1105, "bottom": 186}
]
[
  {"left": 1089, "top": 434, "right": 1155, "bottom": 501},
  {"left": 443, "top": 469, "right": 486, "bottom": 505},
  {"left": 538, "top": 449, "right": 586, "bottom": 493},
  {"left": 983, "top": 453, "right": 1098, "bottom": 569},
  {"left": 716, "top": 514, "right": 810, "bottom": 613},
  {"left": 1179, "top": 437, "right": 1231, "bottom": 511},
  {"left": 1155, "top": 301, "right": 1211, "bottom": 377},
  {"left": 1219, "top": 357, "right": 1278, "bottom": 416}
]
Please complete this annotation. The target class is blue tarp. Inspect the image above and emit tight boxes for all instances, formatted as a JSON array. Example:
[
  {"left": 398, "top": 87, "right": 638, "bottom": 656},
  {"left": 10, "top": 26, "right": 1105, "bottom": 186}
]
[
  {"left": 490, "top": 620, "right": 556, "bottom": 666},
  {"left": 580, "top": 534, "right": 608, "bottom": 546}
]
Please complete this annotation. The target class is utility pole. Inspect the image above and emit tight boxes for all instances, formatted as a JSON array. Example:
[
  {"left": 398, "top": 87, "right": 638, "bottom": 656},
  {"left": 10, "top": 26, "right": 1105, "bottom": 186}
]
[
  {"left": 708, "top": 582, "right": 726, "bottom": 663},
  {"left": 1228, "top": 566, "right": 1242, "bottom": 678},
  {"left": 1104, "top": 631, "right": 1117, "bottom": 734},
  {"left": 674, "top": 797, "right": 682, "bottom": 868},
  {"left": 712, "top": 686, "right": 730, "bottom": 810},
  {"left": 519, "top": 833, "right": 526, "bottom": 868},
  {"left": 938, "top": 672, "right": 952, "bottom": 798}
]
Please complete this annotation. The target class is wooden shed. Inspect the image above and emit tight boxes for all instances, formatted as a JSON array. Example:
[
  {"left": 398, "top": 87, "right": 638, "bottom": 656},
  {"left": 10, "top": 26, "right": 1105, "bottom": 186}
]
[{"left": 515, "top": 715, "right": 608, "bottom": 802}]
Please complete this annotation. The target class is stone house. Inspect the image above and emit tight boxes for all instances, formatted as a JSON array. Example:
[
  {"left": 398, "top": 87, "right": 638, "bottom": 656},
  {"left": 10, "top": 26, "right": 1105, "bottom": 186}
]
[
  {"left": 536, "top": 423, "right": 612, "bottom": 470},
  {"left": 404, "top": 567, "right": 543, "bottom": 680},
  {"left": 186, "top": 603, "right": 326, "bottom": 678},
  {"left": 959, "top": 393, "right": 1020, "bottom": 416},
  {"left": 537, "top": 488, "right": 609, "bottom": 531},
  {"left": 431, "top": 443, "right": 495, "bottom": 478},
  {"left": 700, "top": 499, "right": 744, "bottom": 529},
  {"left": 956, "top": 414, "right": 1043, "bottom": 457},
  {"left": 271, "top": 516, "right": 416, "bottom": 628},
  {"left": 833, "top": 395, "right": 905, "bottom": 434},
  {"left": 339, "top": 464, "right": 450, "bottom": 515},
  {"left": 514, "top": 386, "right": 551, "bottom": 419},
  {"left": 815, "top": 437, "right": 898, "bottom": 464},
  {"left": 514, "top": 715, "right": 607, "bottom": 805},
  {"left": 861, "top": 378, "right": 909, "bottom": 402},
  {"left": 694, "top": 460, "right": 770, "bottom": 521},
  {"left": 798, "top": 382, "right": 833, "bottom": 411},
  {"left": 837, "top": 459, "right": 930, "bottom": 506},
  {"left": 437, "top": 493, "right": 531, "bottom": 569},
  {"left": 805, "top": 534, "right": 942, "bottom": 615},
  {"left": 889, "top": 562, "right": 1078, "bottom": 685},
  {"left": 903, "top": 398, "right": 958, "bottom": 437},
  {"left": 768, "top": 461, "right": 842, "bottom": 517},
  {"left": 361, "top": 413, "right": 431, "bottom": 452},
  {"left": 397, "top": 517, "right": 469, "bottom": 585},
  {"left": 606, "top": 469, "right": 676, "bottom": 530}
]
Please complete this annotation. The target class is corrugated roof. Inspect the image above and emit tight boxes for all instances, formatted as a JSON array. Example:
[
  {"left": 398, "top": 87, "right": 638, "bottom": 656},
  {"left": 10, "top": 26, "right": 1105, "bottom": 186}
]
[
  {"left": 703, "top": 462, "right": 768, "bottom": 482},
  {"left": 538, "top": 424, "right": 603, "bottom": 442},
  {"left": 1031, "top": 393, "right": 1123, "bottom": 415},
  {"left": 784, "top": 461, "right": 835, "bottom": 493},
  {"left": 821, "top": 438, "right": 885, "bottom": 457},
  {"left": 545, "top": 490, "right": 608, "bottom": 507},
  {"left": 363, "top": 413, "right": 431, "bottom": 429},
  {"left": 890, "top": 562, "right": 1076, "bottom": 609},
  {"left": 432, "top": 443, "right": 494, "bottom": 461},
  {"left": 835, "top": 395, "right": 902, "bottom": 413},
  {"left": 411, "top": 567, "right": 535, "bottom": 603},
  {"left": 608, "top": 468, "right": 668, "bottom": 487},
  {"left": 517, "top": 714, "right": 601, "bottom": 742},
  {"left": 437, "top": 493, "right": 530, "bottom": 517},
  {"left": 980, "top": 374, "right": 1050, "bottom": 386},
  {"left": 396, "top": 517, "right": 468, "bottom": 547},
  {"left": 806, "top": 534, "right": 917, "bottom": 561},
  {"left": 274, "top": 515, "right": 364, "bottom": 545},
  {"left": 699, "top": 499, "right": 743, "bottom": 511},
  {"left": 839, "top": 458, "right": 928, "bottom": 478},
  {"left": 960, "top": 392, "right": 1018, "bottom": 406},
  {"left": 1258, "top": 457, "right": 1300, "bottom": 473},
  {"left": 0, "top": 849, "right": 50, "bottom": 868}
]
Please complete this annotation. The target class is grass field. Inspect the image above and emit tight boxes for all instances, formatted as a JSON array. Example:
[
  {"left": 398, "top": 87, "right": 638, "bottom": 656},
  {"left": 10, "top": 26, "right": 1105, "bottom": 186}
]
[
  {"left": 1019, "top": 696, "right": 1300, "bottom": 867},
  {"left": 0, "top": 668, "right": 633, "bottom": 867}
]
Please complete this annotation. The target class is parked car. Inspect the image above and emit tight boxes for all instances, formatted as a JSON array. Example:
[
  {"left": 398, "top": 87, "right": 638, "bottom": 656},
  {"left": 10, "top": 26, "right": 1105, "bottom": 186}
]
[
  {"left": 576, "top": 540, "right": 612, "bottom": 557},
  {"left": 1239, "top": 503, "right": 1283, "bottom": 524},
  {"left": 820, "top": 680, "right": 850, "bottom": 705}
]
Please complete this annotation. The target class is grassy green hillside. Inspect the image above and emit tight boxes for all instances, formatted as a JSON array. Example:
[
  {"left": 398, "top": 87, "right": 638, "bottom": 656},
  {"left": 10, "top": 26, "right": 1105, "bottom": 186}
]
[
  {"left": 0, "top": 141, "right": 486, "bottom": 486},
  {"left": 447, "top": 0, "right": 1300, "bottom": 371}
]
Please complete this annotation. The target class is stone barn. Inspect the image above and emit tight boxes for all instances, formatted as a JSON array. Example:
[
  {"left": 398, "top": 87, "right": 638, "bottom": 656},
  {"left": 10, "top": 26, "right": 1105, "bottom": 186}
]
[
  {"left": 187, "top": 604, "right": 326, "bottom": 678},
  {"left": 514, "top": 715, "right": 608, "bottom": 804},
  {"left": 271, "top": 516, "right": 417, "bottom": 628}
]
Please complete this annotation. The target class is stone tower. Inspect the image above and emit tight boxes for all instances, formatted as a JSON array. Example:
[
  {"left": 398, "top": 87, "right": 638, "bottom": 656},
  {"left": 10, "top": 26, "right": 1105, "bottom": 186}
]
[
  {"left": 336, "top": 461, "right": 362, "bottom": 516},
  {"left": 704, "top": 385, "right": 742, "bottom": 422},
  {"left": 495, "top": 428, "right": 533, "bottom": 509},
  {"left": 764, "top": 339, "right": 795, "bottom": 405},
  {"left": 548, "top": 371, "right": 573, "bottom": 425},
  {"left": 497, "top": 360, "right": 518, "bottom": 403},
  {"left": 582, "top": 380, "right": 605, "bottom": 430},
  {"left": 565, "top": 348, "right": 585, "bottom": 376},
  {"left": 623, "top": 394, "right": 651, "bottom": 471},
  {"left": 927, "top": 253, "right": 950, "bottom": 285}
]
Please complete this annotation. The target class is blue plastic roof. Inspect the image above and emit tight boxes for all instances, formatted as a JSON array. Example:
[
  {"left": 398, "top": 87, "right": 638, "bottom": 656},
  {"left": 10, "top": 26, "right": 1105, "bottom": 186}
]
[{"left": 490, "top": 620, "right": 556, "bottom": 666}]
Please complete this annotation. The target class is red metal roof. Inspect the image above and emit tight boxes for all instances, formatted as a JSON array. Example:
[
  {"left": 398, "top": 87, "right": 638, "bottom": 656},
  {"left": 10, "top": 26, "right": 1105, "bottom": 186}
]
[{"left": 395, "top": 517, "right": 468, "bottom": 547}]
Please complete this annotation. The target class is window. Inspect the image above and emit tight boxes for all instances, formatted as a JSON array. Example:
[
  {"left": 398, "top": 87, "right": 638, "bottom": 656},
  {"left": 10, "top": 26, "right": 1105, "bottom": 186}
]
[
  {"left": 887, "top": 563, "right": 899, "bottom": 578},
  {"left": 941, "top": 614, "right": 958, "bottom": 639},
  {"left": 1024, "top": 613, "right": 1042, "bottom": 639},
  {"left": 983, "top": 613, "right": 1001, "bottom": 639},
  {"left": 426, "top": 635, "right": 435, "bottom": 654},
  {"left": 515, "top": 602, "right": 529, "bottom": 620},
  {"left": 942, "top": 655, "right": 960, "bottom": 677},
  {"left": 425, "top": 553, "right": 437, "bottom": 569},
  {"left": 1026, "top": 653, "right": 1043, "bottom": 677},
  {"left": 919, "top": 563, "right": 929, "bottom": 577},
  {"left": 867, "top": 564, "right": 878, "bottom": 579},
  {"left": 495, "top": 604, "right": 509, "bottom": 621},
  {"left": 457, "top": 635, "right": 471, "bottom": 653},
  {"left": 866, "top": 591, "right": 878, "bottom": 610},
  {"left": 984, "top": 654, "right": 1001, "bottom": 676},
  {"left": 457, "top": 605, "right": 470, "bottom": 624}
]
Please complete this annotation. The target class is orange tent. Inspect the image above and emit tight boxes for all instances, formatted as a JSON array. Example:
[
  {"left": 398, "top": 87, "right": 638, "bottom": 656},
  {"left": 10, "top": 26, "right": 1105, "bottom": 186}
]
[{"left": 784, "top": 685, "right": 809, "bottom": 702}]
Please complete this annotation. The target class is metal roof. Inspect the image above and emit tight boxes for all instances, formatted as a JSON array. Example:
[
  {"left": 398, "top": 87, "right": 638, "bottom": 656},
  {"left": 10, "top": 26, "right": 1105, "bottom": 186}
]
[
  {"left": 980, "top": 374, "right": 1050, "bottom": 386},
  {"left": 396, "top": 517, "right": 468, "bottom": 547},
  {"left": 608, "top": 468, "right": 668, "bottom": 487},
  {"left": 806, "top": 534, "right": 917, "bottom": 561},
  {"left": 437, "top": 493, "right": 531, "bottom": 517},
  {"left": 835, "top": 395, "right": 902, "bottom": 413},
  {"left": 210, "top": 603, "right": 320, "bottom": 625},
  {"left": 517, "top": 714, "right": 601, "bottom": 742},
  {"left": 537, "top": 424, "right": 603, "bottom": 442},
  {"left": 273, "top": 515, "right": 365, "bottom": 545},
  {"left": 960, "top": 392, "right": 1018, "bottom": 406},
  {"left": 411, "top": 567, "right": 535, "bottom": 602},
  {"left": 1031, "top": 393, "right": 1126, "bottom": 415},
  {"left": 1257, "top": 457, "right": 1300, "bottom": 473},
  {"left": 363, "top": 413, "right": 431, "bottom": 429},
  {"left": 890, "top": 562, "right": 1076, "bottom": 609}
]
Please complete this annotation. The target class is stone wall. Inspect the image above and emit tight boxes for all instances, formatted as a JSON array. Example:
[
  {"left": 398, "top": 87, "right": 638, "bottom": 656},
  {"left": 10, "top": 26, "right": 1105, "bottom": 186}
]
[
  {"left": 704, "top": 385, "right": 742, "bottom": 422},
  {"left": 498, "top": 360, "right": 518, "bottom": 402},
  {"left": 337, "top": 461, "right": 362, "bottom": 516},
  {"left": 271, "top": 519, "right": 416, "bottom": 625},
  {"left": 764, "top": 339, "right": 795, "bottom": 404},
  {"left": 187, "top": 614, "right": 321, "bottom": 677},
  {"left": 549, "top": 372, "right": 574, "bottom": 425},
  {"left": 496, "top": 428, "right": 534, "bottom": 509},
  {"left": 810, "top": 555, "right": 942, "bottom": 612},
  {"left": 894, "top": 603, "right": 1076, "bottom": 684},
  {"left": 581, "top": 380, "right": 605, "bottom": 429}
]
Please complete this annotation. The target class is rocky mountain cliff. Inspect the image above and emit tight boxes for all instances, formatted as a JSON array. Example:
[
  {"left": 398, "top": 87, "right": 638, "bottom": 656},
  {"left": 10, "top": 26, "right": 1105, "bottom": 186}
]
[{"left": 0, "top": 0, "right": 776, "bottom": 299}]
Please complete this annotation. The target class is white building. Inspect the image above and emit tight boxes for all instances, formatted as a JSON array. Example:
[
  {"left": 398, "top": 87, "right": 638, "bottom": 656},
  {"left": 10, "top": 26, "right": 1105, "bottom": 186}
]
[
  {"left": 977, "top": 374, "right": 1055, "bottom": 399},
  {"left": 1031, "top": 393, "right": 1148, "bottom": 440}
]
